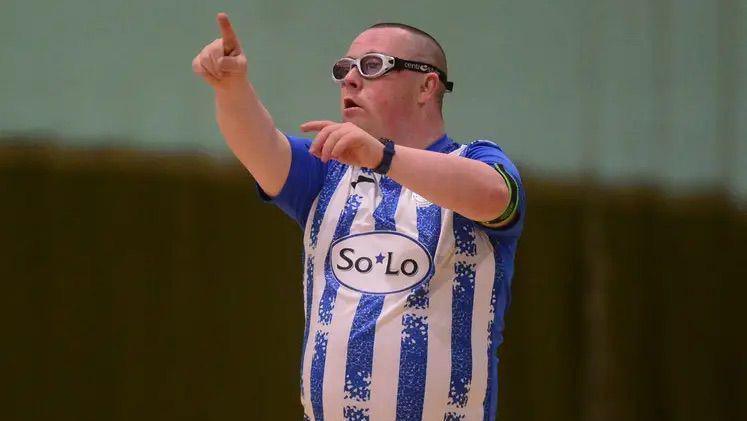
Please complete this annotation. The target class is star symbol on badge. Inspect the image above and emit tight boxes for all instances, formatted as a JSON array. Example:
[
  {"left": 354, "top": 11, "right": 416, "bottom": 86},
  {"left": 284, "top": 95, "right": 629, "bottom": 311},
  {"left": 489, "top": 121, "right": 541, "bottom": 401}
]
[{"left": 375, "top": 253, "right": 385, "bottom": 264}]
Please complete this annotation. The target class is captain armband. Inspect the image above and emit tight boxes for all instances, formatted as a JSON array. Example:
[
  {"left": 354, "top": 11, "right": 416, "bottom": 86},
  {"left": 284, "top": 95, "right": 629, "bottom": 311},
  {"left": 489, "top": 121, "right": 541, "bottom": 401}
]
[{"left": 479, "top": 163, "right": 520, "bottom": 228}]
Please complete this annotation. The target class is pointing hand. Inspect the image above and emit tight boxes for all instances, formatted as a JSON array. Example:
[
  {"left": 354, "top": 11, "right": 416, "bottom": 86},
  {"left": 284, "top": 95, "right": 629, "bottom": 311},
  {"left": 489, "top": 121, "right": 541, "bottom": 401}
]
[{"left": 191, "top": 13, "right": 248, "bottom": 88}]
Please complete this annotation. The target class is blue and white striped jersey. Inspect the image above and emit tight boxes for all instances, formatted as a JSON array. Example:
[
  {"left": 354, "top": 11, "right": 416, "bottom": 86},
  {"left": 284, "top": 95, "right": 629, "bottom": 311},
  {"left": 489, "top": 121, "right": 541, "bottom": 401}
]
[{"left": 260, "top": 134, "right": 525, "bottom": 421}]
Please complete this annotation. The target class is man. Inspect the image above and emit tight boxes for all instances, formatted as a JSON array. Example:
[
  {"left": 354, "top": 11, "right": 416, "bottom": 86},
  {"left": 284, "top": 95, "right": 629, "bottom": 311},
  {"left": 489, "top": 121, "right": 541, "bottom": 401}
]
[{"left": 193, "top": 13, "right": 525, "bottom": 421}]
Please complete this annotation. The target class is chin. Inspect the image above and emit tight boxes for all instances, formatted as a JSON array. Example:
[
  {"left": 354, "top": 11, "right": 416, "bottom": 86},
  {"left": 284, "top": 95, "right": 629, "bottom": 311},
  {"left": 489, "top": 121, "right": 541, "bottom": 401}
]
[
  {"left": 341, "top": 114, "right": 380, "bottom": 137},
  {"left": 343, "top": 114, "right": 365, "bottom": 127}
]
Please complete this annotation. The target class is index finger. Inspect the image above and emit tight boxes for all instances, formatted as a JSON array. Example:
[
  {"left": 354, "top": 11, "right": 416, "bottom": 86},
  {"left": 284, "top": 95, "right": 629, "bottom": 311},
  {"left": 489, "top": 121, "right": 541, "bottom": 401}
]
[
  {"left": 300, "top": 120, "right": 338, "bottom": 132},
  {"left": 217, "top": 12, "right": 240, "bottom": 55}
]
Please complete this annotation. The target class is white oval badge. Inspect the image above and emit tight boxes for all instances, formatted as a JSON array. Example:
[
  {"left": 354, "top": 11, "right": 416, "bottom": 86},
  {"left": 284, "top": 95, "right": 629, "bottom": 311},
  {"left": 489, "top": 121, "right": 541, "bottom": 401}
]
[{"left": 329, "top": 232, "right": 433, "bottom": 294}]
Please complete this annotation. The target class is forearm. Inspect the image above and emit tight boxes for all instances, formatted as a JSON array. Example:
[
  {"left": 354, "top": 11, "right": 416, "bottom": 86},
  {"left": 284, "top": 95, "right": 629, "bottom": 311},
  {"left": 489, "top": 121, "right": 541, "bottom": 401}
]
[
  {"left": 214, "top": 79, "right": 290, "bottom": 196},
  {"left": 387, "top": 146, "right": 509, "bottom": 221}
]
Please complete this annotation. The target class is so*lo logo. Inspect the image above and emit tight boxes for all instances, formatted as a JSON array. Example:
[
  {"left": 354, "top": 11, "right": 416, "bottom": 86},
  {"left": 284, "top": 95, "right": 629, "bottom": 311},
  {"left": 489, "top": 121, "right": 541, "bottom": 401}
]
[{"left": 329, "top": 231, "right": 434, "bottom": 294}]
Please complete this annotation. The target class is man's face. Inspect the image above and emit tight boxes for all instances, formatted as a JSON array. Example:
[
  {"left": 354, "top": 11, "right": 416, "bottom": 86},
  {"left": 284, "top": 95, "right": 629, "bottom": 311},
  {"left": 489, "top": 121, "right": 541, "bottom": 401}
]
[{"left": 338, "top": 28, "right": 422, "bottom": 138}]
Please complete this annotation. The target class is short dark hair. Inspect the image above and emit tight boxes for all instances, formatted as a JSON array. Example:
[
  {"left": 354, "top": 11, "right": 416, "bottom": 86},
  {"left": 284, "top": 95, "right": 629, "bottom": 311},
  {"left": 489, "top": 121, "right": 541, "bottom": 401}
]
[
  {"left": 366, "top": 22, "right": 449, "bottom": 108},
  {"left": 367, "top": 23, "right": 447, "bottom": 66}
]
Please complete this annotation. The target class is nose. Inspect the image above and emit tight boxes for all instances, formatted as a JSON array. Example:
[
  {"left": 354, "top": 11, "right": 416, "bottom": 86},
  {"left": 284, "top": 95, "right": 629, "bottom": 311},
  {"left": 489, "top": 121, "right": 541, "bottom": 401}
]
[{"left": 342, "top": 65, "right": 362, "bottom": 90}]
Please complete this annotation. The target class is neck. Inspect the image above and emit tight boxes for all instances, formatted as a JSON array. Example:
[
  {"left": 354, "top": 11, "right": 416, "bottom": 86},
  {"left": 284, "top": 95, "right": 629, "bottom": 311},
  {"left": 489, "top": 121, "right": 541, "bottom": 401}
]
[{"left": 383, "top": 107, "right": 446, "bottom": 149}]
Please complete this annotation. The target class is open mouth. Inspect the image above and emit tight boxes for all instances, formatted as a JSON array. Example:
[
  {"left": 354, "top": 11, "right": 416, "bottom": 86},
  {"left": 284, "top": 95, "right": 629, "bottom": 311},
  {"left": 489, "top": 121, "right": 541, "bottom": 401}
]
[{"left": 343, "top": 98, "right": 362, "bottom": 109}]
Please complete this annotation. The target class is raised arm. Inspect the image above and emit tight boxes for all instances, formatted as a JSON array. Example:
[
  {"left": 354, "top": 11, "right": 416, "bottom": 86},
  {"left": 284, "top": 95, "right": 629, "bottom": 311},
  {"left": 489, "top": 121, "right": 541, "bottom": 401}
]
[
  {"left": 300, "top": 121, "right": 516, "bottom": 225},
  {"left": 192, "top": 13, "right": 290, "bottom": 197}
]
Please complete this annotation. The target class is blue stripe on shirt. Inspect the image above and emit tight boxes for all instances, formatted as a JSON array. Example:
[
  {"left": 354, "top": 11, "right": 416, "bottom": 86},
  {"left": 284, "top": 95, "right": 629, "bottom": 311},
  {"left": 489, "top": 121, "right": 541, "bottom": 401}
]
[
  {"left": 343, "top": 175, "right": 401, "bottom": 416},
  {"left": 310, "top": 189, "right": 362, "bottom": 421},
  {"left": 447, "top": 216, "right": 478, "bottom": 413},
  {"left": 310, "top": 162, "right": 348, "bottom": 249},
  {"left": 483, "top": 246, "right": 502, "bottom": 420},
  {"left": 395, "top": 202, "right": 441, "bottom": 420}
]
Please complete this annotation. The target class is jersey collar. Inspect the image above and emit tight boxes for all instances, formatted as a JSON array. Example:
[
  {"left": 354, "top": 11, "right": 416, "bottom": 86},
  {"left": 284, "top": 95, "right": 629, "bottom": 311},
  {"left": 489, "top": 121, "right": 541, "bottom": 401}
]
[{"left": 424, "top": 134, "right": 454, "bottom": 153}]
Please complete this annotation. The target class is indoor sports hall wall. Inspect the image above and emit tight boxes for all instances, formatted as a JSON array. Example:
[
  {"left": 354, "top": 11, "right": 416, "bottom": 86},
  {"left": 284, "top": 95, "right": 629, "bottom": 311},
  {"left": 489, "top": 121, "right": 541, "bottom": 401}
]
[
  {"left": 2, "top": 0, "right": 746, "bottom": 420},
  {"left": 1, "top": 0, "right": 746, "bottom": 201}
]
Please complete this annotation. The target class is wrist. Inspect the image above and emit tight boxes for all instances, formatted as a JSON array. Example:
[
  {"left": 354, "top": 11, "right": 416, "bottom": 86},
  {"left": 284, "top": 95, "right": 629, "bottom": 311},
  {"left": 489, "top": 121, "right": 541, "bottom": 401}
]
[
  {"left": 214, "top": 77, "right": 251, "bottom": 96},
  {"left": 367, "top": 141, "right": 385, "bottom": 169},
  {"left": 372, "top": 139, "right": 395, "bottom": 174},
  {"left": 214, "top": 79, "right": 258, "bottom": 111}
]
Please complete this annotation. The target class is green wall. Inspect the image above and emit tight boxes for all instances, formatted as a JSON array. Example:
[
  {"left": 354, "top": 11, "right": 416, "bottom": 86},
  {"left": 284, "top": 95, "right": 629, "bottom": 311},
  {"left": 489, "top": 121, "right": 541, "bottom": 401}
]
[{"left": 1, "top": 0, "right": 746, "bottom": 200}]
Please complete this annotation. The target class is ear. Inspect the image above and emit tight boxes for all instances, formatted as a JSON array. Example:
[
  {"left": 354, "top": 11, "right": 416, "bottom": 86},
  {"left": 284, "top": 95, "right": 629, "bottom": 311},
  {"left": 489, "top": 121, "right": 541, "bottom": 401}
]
[{"left": 418, "top": 73, "right": 441, "bottom": 105}]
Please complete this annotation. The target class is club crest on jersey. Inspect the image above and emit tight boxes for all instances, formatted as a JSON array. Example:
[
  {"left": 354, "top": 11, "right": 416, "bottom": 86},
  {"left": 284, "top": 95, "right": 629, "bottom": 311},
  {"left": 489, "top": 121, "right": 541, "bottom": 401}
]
[{"left": 328, "top": 231, "right": 433, "bottom": 294}]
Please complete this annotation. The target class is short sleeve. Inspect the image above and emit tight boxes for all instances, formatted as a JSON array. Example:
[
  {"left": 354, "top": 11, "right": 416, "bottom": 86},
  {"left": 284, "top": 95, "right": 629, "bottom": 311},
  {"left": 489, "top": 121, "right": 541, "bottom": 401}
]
[
  {"left": 461, "top": 140, "right": 526, "bottom": 239},
  {"left": 257, "top": 134, "right": 327, "bottom": 228}
]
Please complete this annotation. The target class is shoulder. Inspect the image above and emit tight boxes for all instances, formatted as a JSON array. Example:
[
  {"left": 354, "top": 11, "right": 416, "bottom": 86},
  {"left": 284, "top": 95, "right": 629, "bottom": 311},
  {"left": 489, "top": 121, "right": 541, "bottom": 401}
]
[
  {"left": 460, "top": 140, "right": 519, "bottom": 175},
  {"left": 285, "top": 134, "right": 312, "bottom": 147},
  {"left": 461, "top": 139, "right": 507, "bottom": 157}
]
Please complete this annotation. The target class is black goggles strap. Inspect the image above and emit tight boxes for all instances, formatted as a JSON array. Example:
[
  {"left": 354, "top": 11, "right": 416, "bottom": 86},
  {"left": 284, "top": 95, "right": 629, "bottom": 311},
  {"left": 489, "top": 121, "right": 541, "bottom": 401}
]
[{"left": 393, "top": 58, "right": 454, "bottom": 92}]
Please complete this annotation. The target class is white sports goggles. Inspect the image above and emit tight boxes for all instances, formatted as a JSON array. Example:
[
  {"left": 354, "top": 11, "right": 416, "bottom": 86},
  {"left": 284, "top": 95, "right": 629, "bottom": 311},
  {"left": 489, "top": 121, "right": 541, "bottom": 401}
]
[{"left": 331, "top": 52, "right": 454, "bottom": 92}]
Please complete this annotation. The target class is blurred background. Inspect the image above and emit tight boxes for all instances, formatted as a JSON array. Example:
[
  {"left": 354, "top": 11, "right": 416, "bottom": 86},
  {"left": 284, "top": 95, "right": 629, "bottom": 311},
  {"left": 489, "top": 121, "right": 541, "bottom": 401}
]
[{"left": 1, "top": 0, "right": 745, "bottom": 420}]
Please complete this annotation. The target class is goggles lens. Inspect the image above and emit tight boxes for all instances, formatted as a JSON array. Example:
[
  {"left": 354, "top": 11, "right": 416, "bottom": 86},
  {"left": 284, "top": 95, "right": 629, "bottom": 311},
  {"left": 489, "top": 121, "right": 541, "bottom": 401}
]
[
  {"left": 332, "top": 54, "right": 385, "bottom": 80},
  {"left": 359, "top": 54, "right": 384, "bottom": 76},
  {"left": 332, "top": 59, "right": 353, "bottom": 80}
]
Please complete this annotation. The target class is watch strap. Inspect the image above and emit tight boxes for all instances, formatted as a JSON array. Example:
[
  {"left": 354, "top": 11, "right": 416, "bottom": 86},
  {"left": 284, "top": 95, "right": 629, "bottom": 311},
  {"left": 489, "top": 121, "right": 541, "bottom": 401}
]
[{"left": 373, "top": 139, "right": 395, "bottom": 174}]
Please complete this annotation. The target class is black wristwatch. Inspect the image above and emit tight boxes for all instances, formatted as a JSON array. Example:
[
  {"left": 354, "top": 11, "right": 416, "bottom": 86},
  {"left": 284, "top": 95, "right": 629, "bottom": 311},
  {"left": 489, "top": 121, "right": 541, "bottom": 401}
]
[{"left": 372, "top": 138, "right": 395, "bottom": 174}]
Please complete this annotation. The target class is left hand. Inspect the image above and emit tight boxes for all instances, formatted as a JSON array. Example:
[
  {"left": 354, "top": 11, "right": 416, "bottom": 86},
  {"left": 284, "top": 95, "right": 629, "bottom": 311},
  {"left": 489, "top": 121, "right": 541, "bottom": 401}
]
[{"left": 300, "top": 121, "right": 385, "bottom": 168}]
